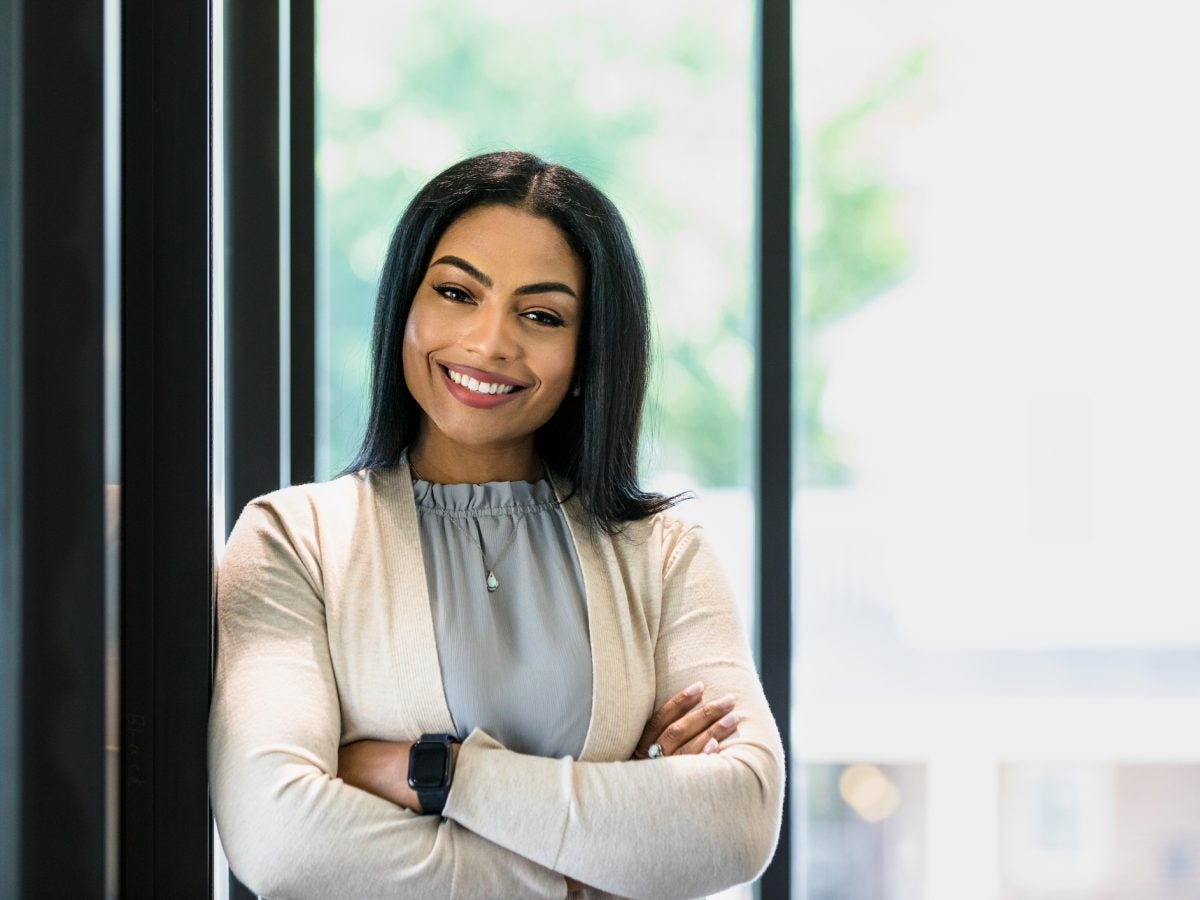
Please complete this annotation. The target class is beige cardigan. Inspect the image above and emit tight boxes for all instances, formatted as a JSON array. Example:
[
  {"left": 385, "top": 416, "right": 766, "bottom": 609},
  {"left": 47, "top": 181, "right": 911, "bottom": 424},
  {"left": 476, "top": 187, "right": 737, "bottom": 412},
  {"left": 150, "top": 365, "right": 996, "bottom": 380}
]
[{"left": 208, "top": 462, "right": 784, "bottom": 899}]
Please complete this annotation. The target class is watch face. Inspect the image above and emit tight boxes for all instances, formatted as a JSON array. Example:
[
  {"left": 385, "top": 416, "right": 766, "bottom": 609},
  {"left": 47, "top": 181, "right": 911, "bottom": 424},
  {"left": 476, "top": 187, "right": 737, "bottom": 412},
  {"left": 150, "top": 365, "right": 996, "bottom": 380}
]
[{"left": 408, "top": 742, "right": 449, "bottom": 789}]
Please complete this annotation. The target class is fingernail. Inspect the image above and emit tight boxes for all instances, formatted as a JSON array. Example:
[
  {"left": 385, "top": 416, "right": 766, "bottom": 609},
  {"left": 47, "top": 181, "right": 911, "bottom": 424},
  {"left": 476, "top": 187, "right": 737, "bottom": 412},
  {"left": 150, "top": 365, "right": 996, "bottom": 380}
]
[
  {"left": 684, "top": 681, "right": 704, "bottom": 697},
  {"left": 718, "top": 712, "right": 738, "bottom": 729},
  {"left": 703, "top": 737, "right": 718, "bottom": 754},
  {"left": 716, "top": 694, "right": 736, "bottom": 709}
]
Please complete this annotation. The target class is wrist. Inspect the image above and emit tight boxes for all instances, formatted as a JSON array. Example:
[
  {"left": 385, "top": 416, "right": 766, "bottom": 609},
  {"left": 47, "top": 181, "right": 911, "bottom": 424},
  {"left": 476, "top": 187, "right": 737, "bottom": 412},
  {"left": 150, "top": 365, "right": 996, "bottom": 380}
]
[
  {"left": 396, "top": 741, "right": 421, "bottom": 811},
  {"left": 337, "top": 739, "right": 419, "bottom": 810}
]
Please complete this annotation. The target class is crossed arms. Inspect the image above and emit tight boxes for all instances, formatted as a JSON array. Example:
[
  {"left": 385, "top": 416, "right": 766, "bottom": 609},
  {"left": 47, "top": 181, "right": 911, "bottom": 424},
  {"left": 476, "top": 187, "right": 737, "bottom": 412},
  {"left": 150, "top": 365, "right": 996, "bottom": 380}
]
[{"left": 208, "top": 501, "right": 784, "bottom": 899}]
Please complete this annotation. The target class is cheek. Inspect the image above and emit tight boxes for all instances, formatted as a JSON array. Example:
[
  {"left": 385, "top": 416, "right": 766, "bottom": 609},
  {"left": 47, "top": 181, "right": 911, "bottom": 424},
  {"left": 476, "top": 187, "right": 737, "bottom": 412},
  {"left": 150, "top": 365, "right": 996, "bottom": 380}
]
[
  {"left": 401, "top": 324, "right": 419, "bottom": 384},
  {"left": 404, "top": 297, "right": 463, "bottom": 358},
  {"left": 540, "top": 338, "right": 578, "bottom": 398},
  {"left": 401, "top": 305, "right": 439, "bottom": 395}
]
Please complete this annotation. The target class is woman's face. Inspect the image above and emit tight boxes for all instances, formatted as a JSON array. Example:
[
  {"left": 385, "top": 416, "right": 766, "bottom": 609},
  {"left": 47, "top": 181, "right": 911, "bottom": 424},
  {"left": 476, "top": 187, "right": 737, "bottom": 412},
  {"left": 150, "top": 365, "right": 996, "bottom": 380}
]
[{"left": 402, "top": 204, "right": 584, "bottom": 461}]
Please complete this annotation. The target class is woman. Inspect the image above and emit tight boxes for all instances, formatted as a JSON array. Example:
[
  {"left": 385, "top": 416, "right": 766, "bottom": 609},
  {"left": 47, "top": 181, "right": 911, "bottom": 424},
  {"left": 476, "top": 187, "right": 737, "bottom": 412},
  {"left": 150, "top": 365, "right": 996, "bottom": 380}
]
[{"left": 208, "top": 151, "right": 784, "bottom": 899}]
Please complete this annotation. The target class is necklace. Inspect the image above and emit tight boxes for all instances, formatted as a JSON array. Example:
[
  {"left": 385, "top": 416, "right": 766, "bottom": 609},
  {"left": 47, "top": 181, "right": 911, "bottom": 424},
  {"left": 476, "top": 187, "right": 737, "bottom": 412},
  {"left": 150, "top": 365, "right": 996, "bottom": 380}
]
[{"left": 409, "top": 459, "right": 537, "bottom": 593}]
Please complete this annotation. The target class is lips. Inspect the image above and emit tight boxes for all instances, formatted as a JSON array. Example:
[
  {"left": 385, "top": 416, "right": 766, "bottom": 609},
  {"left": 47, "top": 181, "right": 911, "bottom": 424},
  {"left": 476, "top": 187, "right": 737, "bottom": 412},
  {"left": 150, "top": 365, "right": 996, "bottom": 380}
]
[
  {"left": 439, "top": 361, "right": 529, "bottom": 389},
  {"left": 437, "top": 362, "right": 528, "bottom": 409}
]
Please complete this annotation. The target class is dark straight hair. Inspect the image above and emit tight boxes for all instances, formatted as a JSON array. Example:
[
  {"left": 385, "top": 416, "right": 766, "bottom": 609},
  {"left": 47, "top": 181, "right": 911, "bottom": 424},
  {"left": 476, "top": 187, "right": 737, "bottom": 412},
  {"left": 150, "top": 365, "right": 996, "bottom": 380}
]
[{"left": 342, "top": 150, "right": 685, "bottom": 532}]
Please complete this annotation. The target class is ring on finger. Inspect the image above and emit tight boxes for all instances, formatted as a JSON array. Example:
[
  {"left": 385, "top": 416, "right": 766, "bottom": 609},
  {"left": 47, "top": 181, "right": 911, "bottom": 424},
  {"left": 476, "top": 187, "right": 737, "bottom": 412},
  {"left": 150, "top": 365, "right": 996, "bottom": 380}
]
[{"left": 647, "top": 742, "right": 664, "bottom": 759}]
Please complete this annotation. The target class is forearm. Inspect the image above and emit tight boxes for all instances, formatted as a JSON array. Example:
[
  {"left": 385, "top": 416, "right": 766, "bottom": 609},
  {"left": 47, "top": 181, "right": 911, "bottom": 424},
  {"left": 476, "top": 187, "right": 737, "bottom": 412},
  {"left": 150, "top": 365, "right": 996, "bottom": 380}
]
[
  {"left": 334, "top": 735, "right": 772, "bottom": 900},
  {"left": 442, "top": 727, "right": 783, "bottom": 900},
  {"left": 211, "top": 734, "right": 566, "bottom": 899},
  {"left": 440, "top": 527, "right": 786, "bottom": 900},
  {"left": 336, "top": 738, "right": 461, "bottom": 813},
  {"left": 336, "top": 739, "right": 601, "bottom": 897}
]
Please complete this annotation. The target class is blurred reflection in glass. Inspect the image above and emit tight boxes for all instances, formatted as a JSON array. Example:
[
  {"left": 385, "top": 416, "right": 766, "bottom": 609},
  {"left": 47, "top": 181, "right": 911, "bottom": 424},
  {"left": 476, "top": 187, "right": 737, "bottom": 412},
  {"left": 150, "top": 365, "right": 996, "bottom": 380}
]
[
  {"left": 1000, "top": 764, "right": 1200, "bottom": 897},
  {"left": 794, "top": 0, "right": 1200, "bottom": 895},
  {"left": 804, "top": 763, "right": 926, "bottom": 899}
]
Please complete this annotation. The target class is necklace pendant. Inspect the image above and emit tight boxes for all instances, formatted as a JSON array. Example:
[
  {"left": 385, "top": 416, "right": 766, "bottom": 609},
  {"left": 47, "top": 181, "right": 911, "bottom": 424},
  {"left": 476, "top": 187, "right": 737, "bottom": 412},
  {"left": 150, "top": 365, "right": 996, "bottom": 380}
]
[{"left": 486, "top": 571, "right": 499, "bottom": 592}]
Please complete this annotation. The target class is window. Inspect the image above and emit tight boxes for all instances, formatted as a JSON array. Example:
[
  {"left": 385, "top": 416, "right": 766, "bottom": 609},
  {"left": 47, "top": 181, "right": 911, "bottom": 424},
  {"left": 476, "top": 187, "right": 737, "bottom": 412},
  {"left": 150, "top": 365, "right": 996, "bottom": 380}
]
[{"left": 793, "top": 1, "right": 1200, "bottom": 895}]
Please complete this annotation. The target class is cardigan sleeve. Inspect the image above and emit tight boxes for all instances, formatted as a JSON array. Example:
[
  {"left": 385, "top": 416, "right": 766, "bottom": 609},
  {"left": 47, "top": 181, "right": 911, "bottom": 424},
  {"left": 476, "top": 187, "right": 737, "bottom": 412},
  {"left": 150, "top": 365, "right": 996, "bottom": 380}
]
[
  {"left": 208, "top": 500, "right": 567, "bottom": 899},
  {"left": 441, "top": 524, "right": 786, "bottom": 900}
]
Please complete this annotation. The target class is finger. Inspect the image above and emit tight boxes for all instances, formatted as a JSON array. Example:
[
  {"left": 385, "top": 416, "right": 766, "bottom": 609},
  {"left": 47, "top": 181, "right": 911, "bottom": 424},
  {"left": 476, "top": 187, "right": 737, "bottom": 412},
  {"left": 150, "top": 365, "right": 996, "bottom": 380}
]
[
  {"left": 653, "top": 693, "right": 736, "bottom": 756},
  {"left": 678, "top": 709, "right": 741, "bottom": 756},
  {"left": 642, "top": 681, "right": 705, "bottom": 739},
  {"left": 634, "top": 681, "right": 705, "bottom": 756}
]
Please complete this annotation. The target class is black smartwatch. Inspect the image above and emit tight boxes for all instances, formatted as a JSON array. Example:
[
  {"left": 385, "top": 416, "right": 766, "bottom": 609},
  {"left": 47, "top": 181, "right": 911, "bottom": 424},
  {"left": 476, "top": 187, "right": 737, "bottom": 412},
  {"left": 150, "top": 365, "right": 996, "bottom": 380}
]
[{"left": 407, "top": 733, "right": 459, "bottom": 815}]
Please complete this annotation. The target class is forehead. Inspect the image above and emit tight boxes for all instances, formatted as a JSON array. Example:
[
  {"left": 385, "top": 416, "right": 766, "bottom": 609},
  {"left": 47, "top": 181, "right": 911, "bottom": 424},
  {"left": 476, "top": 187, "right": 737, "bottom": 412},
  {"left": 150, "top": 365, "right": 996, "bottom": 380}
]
[{"left": 431, "top": 205, "right": 584, "bottom": 288}]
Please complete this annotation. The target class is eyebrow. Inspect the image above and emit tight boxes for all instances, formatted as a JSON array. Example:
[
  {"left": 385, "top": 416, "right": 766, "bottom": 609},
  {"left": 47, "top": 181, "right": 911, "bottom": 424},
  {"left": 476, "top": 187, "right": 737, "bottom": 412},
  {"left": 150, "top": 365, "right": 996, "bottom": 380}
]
[{"left": 429, "top": 255, "right": 579, "bottom": 299}]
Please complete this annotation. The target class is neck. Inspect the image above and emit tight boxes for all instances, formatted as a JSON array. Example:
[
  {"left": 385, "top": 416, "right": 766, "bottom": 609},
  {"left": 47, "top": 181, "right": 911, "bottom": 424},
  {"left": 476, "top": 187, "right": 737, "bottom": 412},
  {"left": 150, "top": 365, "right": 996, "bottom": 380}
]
[{"left": 408, "top": 431, "right": 543, "bottom": 484}]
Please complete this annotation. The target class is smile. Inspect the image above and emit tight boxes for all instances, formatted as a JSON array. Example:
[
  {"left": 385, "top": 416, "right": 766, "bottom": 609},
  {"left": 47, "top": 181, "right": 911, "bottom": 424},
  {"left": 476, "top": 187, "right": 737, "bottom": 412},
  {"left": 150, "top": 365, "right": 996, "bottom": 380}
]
[
  {"left": 444, "top": 366, "right": 519, "bottom": 395},
  {"left": 438, "top": 363, "right": 528, "bottom": 410}
]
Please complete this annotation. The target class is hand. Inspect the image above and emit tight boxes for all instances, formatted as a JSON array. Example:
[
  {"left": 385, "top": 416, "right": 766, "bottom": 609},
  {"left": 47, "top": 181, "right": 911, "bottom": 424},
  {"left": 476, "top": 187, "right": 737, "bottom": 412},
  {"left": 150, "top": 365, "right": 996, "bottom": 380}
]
[
  {"left": 337, "top": 739, "right": 420, "bottom": 811},
  {"left": 632, "top": 681, "right": 740, "bottom": 759}
]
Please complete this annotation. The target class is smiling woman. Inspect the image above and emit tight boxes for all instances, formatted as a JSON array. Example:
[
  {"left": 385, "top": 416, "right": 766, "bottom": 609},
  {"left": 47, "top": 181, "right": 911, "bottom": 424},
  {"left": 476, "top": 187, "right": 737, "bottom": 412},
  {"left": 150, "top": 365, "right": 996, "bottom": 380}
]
[
  {"left": 343, "top": 152, "right": 686, "bottom": 530},
  {"left": 208, "top": 151, "right": 784, "bottom": 899},
  {"left": 402, "top": 205, "right": 582, "bottom": 484}
]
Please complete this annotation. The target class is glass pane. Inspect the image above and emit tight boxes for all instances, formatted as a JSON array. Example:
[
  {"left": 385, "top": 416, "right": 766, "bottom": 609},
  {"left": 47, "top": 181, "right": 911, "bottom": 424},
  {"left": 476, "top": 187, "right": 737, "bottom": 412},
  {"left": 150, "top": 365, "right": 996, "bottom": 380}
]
[
  {"left": 793, "top": 0, "right": 1200, "bottom": 896},
  {"left": 316, "top": 3, "right": 756, "bottom": 896},
  {"left": 803, "top": 763, "right": 927, "bottom": 898},
  {"left": 1000, "top": 764, "right": 1200, "bottom": 895}
]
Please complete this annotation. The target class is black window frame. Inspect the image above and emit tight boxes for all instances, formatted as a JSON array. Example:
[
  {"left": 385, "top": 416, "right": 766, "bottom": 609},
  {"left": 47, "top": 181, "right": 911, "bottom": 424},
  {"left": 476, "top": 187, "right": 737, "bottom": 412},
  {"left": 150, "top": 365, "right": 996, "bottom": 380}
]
[{"left": 2, "top": 0, "right": 795, "bottom": 895}]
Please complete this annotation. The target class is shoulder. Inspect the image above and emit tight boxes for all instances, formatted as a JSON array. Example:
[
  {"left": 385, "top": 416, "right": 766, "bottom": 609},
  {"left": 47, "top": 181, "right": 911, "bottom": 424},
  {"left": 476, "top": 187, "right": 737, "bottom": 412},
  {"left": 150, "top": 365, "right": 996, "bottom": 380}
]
[
  {"left": 224, "top": 467, "right": 407, "bottom": 568},
  {"left": 593, "top": 503, "right": 705, "bottom": 580},
  {"left": 220, "top": 467, "right": 412, "bottom": 604},
  {"left": 646, "top": 507, "right": 705, "bottom": 574},
  {"left": 233, "top": 467, "right": 397, "bottom": 533},
  {"left": 652, "top": 507, "right": 707, "bottom": 575}
]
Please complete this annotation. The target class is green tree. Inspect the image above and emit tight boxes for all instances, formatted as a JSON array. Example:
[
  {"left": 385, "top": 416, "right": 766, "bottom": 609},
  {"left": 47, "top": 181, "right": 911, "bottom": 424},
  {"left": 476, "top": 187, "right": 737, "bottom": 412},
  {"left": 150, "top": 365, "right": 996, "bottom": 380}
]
[{"left": 798, "top": 49, "right": 929, "bottom": 484}]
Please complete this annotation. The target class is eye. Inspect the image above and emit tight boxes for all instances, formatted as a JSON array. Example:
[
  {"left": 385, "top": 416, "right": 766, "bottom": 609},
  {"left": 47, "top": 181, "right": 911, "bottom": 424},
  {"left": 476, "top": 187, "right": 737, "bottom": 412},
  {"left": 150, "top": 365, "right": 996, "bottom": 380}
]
[
  {"left": 434, "top": 284, "right": 472, "bottom": 303},
  {"left": 522, "top": 309, "right": 567, "bottom": 328}
]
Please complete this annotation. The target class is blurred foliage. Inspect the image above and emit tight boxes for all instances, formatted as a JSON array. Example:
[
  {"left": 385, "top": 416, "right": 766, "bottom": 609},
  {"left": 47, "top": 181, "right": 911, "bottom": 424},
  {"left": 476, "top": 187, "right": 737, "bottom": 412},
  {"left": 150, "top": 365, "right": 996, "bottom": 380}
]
[
  {"left": 798, "top": 49, "right": 929, "bottom": 485},
  {"left": 317, "top": 2, "right": 923, "bottom": 488},
  {"left": 317, "top": 0, "right": 754, "bottom": 486}
]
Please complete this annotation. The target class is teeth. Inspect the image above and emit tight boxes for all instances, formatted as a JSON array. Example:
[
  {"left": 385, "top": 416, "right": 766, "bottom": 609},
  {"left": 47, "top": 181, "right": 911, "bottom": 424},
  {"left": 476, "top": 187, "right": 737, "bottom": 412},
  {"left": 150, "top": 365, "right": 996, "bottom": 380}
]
[{"left": 446, "top": 367, "right": 517, "bottom": 395}]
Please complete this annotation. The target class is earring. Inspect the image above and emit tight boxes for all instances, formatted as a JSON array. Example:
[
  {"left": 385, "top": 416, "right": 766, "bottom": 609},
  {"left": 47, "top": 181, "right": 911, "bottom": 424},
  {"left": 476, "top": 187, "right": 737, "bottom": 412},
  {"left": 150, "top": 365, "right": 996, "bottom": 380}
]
[{"left": 571, "top": 383, "right": 582, "bottom": 397}]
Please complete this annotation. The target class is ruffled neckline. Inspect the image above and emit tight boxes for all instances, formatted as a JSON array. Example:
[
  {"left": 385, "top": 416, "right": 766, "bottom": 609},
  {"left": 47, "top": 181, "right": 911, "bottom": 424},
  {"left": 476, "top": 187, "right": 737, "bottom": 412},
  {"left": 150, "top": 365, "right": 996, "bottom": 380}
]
[{"left": 411, "top": 474, "right": 558, "bottom": 515}]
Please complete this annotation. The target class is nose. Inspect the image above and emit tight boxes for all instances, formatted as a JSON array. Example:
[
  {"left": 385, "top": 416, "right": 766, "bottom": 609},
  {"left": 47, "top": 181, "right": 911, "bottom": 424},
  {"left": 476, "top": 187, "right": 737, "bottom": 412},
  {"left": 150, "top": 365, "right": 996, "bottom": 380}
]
[{"left": 460, "top": 301, "right": 519, "bottom": 361}]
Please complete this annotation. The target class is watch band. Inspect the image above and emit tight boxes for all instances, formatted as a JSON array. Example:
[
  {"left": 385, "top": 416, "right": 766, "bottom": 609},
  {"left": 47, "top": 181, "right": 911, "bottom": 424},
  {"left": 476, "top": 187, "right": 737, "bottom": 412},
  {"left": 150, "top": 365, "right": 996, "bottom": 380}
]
[{"left": 417, "top": 786, "right": 448, "bottom": 817}]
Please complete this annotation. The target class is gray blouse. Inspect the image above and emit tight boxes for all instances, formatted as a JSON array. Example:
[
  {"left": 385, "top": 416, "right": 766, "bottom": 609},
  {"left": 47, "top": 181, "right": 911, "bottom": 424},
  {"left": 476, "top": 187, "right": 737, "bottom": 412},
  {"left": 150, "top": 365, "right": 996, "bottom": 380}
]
[{"left": 412, "top": 474, "right": 593, "bottom": 760}]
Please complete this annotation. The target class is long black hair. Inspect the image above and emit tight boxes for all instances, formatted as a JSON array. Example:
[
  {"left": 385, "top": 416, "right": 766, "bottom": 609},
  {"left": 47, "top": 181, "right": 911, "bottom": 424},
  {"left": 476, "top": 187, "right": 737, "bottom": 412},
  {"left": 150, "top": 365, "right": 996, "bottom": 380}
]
[{"left": 342, "top": 150, "right": 685, "bottom": 532}]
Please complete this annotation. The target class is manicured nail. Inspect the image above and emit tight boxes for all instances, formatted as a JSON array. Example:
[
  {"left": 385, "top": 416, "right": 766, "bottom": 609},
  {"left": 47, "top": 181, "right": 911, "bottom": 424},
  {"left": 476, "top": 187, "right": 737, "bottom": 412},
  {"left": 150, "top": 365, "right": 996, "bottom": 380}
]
[
  {"left": 715, "top": 694, "right": 736, "bottom": 710},
  {"left": 703, "top": 737, "right": 719, "bottom": 754},
  {"left": 718, "top": 712, "right": 738, "bottom": 729},
  {"left": 684, "top": 681, "right": 704, "bottom": 697}
]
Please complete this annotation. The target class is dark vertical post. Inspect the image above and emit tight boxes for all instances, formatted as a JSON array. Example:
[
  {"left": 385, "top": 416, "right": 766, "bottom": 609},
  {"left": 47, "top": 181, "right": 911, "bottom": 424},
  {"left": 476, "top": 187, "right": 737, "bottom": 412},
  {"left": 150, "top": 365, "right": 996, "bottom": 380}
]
[
  {"left": 4, "top": 0, "right": 108, "bottom": 894},
  {"left": 757, "top": 0, "right": 793, "bottom": 896},
  {"left": 120, "top": 0, "right": 214, "bottom": 894},
  {"left": 290, "top": 0, "right": 317, "bottom": 486},
  {"left": 0, "top": 0, "right": 20, "bottom": 891},
  {"left": 222, "top": 1, "right": 284, "bottom": 894},
  {"left": 225, "top": 0, "right": 282, "bottom": 526}
]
